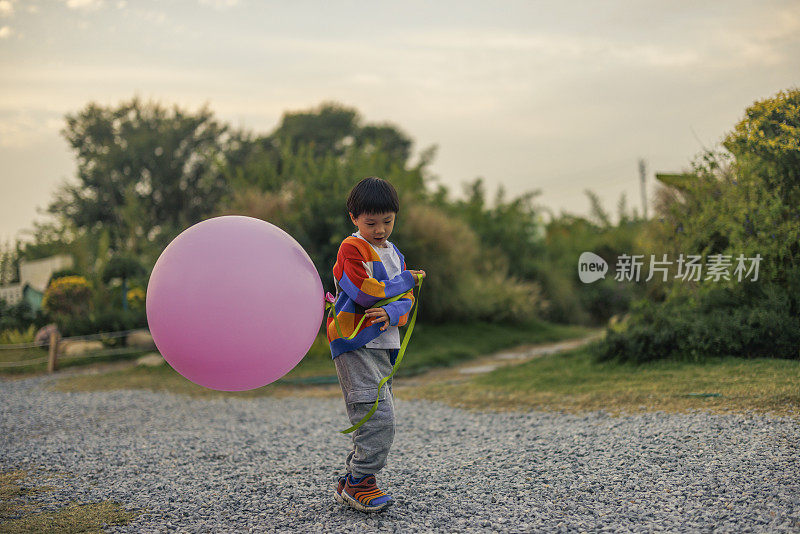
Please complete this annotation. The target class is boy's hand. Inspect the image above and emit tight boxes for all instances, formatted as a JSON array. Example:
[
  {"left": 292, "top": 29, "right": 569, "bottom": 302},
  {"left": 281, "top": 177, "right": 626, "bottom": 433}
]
[
  {"left": 408, "top": 270, "right": 426, "bottom": 285},
  {"left": 365, "top": 307, "right": 390, "bottom": 330}
]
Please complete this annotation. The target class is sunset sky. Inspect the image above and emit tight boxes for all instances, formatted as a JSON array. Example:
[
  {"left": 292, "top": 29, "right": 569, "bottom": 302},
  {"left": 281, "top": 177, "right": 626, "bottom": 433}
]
[{"left": 1, "top": 0, "right": 798, "bottom": 243}]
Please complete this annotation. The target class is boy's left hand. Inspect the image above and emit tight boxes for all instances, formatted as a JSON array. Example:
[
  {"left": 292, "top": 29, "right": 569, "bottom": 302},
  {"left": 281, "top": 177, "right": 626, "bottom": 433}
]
[{"left": 364, "top": 307, "right": 390, "bottom": 330}]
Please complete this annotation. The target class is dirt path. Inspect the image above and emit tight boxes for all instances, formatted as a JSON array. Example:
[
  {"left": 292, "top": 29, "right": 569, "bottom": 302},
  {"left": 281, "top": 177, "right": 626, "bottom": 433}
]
[
  {"left": 395, "top": 332, "right": 603, "bottom": 388},
  {"left": 268, "top": 332, "right": 604, "bottom": 400}
]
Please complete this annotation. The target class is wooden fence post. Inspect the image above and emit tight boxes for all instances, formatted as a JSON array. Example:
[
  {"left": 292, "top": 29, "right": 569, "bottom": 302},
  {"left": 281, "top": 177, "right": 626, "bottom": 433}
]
[{"left": 48, "top": 331, "right": 60, "bottom": 373}]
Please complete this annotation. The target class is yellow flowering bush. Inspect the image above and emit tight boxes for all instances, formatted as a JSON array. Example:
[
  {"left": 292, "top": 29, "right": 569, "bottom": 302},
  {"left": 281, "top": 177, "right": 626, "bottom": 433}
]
[{"left": 42, "top": 275, "right": 93, "bottom": 318}]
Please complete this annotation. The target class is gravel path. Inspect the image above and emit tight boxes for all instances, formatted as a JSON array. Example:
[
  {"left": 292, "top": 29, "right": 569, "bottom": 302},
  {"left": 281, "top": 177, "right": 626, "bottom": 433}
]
[{"left": 2, "top": 374, "right": 799, "bottom": 533}]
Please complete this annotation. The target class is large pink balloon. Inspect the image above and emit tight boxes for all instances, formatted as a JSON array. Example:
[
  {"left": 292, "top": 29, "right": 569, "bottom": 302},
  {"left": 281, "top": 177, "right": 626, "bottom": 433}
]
[{"left": 146, "top": 215, "right": 323, "bottom": 391}]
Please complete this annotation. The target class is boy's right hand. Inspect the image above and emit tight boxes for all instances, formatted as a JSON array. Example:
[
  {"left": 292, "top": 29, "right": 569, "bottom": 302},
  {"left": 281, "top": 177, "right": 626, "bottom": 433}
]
[{"left": 408, "top": 270, "right": 426, "bottom": 285}]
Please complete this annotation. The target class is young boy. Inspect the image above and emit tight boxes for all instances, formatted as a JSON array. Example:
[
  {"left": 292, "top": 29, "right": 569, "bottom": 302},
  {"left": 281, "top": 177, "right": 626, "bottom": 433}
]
[{"left": 327, "top": 176, "right": 425, "bottom": 513}]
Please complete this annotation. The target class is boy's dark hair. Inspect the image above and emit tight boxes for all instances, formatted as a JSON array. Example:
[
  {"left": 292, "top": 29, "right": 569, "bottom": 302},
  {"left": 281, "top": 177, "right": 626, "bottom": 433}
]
[{"left": 346, "top": 176, "right": 400, "bottom": 218}]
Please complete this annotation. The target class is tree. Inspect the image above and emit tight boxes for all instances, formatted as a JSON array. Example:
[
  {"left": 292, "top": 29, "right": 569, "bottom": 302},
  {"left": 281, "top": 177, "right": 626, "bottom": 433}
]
[
  {"left": 431, "top": 177, "right": 547, "bottom": 281},
  {"left": 651, "top": 88, "right": 800, "bottom": 290},
  {"left": 722, "top": 87, "right": 800, "bottom": 206},
  {"left": 216, "top": 140, "right": 429, "bottom": 294},
  {"left": 0, "top": 239, "right": 20, "bottom": 285},
  {"left": 355, "top": 124, "right": 412, "bottom": 164},
  {"left": 593, "top": 87, "right": 800, "bottom": 363},
  {"left": 272, "top": 102, "right": 359, "bottom": 159},
  {"left": 48, "top": 97, "right": 240, "bottom": 254},
  {"left": 270, "top": 102, "right": 413, "bottom": 166}
]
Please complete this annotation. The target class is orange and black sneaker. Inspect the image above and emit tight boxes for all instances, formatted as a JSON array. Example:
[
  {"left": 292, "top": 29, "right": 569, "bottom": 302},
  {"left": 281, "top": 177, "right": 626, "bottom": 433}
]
[
  {"left": 341, "top": 473, "right": 394, "bottom": 512},
  {"left": 334, "top": 474, "right": 348, "bottom": 505}
]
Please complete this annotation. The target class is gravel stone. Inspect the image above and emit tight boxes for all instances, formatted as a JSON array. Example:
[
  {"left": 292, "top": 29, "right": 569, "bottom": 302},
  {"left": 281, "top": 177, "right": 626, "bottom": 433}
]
[{"left": 1, "top": 374, "right": 799, "bottom": 533}]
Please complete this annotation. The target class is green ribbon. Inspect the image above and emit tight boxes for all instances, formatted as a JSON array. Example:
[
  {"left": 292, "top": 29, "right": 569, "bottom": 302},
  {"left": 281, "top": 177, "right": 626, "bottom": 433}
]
[{"left": 325, "top": 275, "right": 423, "bottom": 434}]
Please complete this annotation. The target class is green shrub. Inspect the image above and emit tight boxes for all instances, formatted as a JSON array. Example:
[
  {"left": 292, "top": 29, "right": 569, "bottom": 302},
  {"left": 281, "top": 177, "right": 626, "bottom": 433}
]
[
  {"left": 393, "top": 202, "right": 546, "bottom": 323},
  {"left": 0, "top": 299, "right": 38, "bottom": 332},
  {"left": 598, "top": 88, "right": 800, "bottom": 363},
  {"left": 578, "top": 277, "right": 635, "bottom": 326},
  {"left": 532, "top": 265, "right": 590, "bottom": 325},
  {"left": 0, "top": 325, "right": 36, "bottom": 344},
  {"left": 42, "top": 276, "right": 92, "bottom": 318},
  {"left": 47, "top": 268, "right": 82, "bottom": 287},
  {"left": 593, "top": 281, "right": 800, "bottom": 363},
  {"left": 60, "top": 308, "right": 147, "bottom": 338}
]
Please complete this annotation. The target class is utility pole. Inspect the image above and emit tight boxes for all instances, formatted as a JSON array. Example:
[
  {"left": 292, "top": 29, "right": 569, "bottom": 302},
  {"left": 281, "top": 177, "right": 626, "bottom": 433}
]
[{"left": 638, "top": 158, "right": 647, "bottom": 220}]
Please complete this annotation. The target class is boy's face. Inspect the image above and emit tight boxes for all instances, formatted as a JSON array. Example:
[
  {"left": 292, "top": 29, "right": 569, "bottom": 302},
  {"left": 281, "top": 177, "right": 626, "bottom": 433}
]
[{"left": 349, "top": 211, "right": 396, "bottom": 248}]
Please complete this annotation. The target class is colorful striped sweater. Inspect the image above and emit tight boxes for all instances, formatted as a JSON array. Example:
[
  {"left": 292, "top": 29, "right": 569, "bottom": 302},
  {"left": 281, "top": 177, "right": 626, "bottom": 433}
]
[{"left": 327, "top": 233, "right": 416, "bottom": 364}]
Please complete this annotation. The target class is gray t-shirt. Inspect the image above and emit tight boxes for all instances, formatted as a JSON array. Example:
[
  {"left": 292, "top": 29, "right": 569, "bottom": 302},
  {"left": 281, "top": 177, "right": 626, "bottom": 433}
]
[{"left": 355, "top": 231, "right": 402, "bottom": 349}]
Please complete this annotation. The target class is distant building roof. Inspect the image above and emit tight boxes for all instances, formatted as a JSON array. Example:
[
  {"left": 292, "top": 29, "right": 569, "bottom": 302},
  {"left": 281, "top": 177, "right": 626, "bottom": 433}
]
[{"left": 19, "top": 254, "right": 74, "bottom": 293}]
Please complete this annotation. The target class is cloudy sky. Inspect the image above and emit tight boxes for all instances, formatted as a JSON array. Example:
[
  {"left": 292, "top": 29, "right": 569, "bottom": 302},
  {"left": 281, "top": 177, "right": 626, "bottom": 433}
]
[{"left": 1, "top": 0, "right": 798, "bottom": 244}]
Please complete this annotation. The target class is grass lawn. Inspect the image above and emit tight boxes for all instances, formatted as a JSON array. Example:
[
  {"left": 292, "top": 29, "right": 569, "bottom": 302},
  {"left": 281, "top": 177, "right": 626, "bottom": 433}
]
[
  {"left": 20, "top": 319, "right": 595, "bottom": 400},
  {"left": 9, "top": 319, "right": 794, "bottom": 419},
  {"left": 0, "top": 347, "right": 156, "bottom": 376},
  {"left": 401, "top": 340, "right": 800, "bottom": 418},
  {"left": 293, "top": 318, "right": 593, "bottom": 379}
]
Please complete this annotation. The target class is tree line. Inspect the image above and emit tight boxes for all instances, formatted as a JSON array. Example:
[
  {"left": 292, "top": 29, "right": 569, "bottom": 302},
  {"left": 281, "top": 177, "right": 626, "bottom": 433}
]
[{"left": 2, "top": 88, "right": 798, "bottom": 363}]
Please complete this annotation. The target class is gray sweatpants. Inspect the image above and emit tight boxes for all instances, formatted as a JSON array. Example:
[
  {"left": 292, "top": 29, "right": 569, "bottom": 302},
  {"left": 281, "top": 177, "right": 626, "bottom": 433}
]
[{"left": 334, "top": 346, "right": 396, "bottom": 479}]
